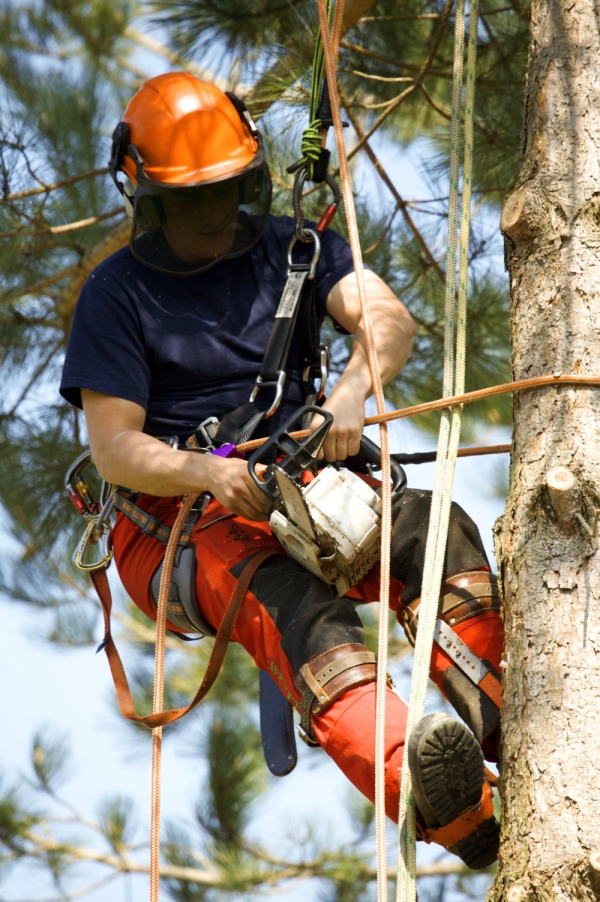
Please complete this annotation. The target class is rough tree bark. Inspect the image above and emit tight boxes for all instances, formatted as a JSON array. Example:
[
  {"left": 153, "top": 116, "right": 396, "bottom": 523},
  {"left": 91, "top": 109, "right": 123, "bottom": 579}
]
[{"left": 492, "top": 2, "right": 600, "bottom": 900}]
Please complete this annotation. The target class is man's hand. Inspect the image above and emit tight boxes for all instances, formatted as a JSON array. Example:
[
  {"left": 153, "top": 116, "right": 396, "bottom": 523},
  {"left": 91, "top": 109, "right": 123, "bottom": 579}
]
[
  {"left": 203, "top": 456, "right": 270, "bottom": 521},
  {"left": 310, "top": 374, "right": 367, "bottom": 461}
]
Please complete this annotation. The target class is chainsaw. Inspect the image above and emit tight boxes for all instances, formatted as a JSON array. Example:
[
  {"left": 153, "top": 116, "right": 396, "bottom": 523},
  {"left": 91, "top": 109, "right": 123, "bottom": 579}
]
[{"left": 248, "top": 405, "right": 406, "bottom": 596}]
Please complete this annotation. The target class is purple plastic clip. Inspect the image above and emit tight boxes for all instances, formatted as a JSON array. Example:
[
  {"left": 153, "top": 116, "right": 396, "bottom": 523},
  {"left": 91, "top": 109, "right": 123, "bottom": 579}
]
[{"left": 210, "top": 443, "right": 244, "bottom": 459}]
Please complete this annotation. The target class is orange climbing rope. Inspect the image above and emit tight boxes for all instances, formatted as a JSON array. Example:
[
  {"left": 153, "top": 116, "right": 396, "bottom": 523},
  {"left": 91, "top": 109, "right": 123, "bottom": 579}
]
[{"left": 237, "top": 374, "right": 600, "bottom": 453}]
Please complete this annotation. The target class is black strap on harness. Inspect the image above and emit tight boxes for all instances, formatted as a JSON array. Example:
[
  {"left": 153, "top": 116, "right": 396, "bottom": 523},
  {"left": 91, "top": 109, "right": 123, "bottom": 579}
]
[{"left": 191, "top": 230, "right": 325, "bottom": 449}]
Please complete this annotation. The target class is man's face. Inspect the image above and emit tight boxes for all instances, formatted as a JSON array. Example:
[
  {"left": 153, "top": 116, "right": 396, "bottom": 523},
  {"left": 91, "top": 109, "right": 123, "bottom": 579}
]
[{"left": 160, "top": 181, "right": 239, "bottom": 263}]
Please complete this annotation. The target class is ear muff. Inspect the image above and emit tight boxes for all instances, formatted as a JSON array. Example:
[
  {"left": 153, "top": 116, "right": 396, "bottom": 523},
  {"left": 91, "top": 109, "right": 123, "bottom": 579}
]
[
  {"left": 135, "top": 194, "right": 164, "bottom": 232},
  {"left": 109, "top": 121, "right": 131, "bottom": 190},
  {"left": 238, "top": 167, "right": 264, "bottom": 204}
]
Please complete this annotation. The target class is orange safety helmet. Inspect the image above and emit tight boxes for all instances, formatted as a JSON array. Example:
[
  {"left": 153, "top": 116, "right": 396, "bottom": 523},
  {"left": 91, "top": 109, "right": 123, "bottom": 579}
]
[{"left": 109, "top": 72, "right": 272, "bottom": 276}]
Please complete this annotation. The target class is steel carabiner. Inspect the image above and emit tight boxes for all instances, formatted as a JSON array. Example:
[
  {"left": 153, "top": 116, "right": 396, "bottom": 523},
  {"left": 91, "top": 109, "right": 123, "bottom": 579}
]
[{"left": 292, "top": 165, "right": 341, "bottom": 242}]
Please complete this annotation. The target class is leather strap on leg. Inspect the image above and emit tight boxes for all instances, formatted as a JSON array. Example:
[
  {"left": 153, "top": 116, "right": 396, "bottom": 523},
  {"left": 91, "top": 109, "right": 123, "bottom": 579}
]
[
  {"left": 296, "top": 642, "right": 378, "bottom": 746},
  {"left": 417, "top": 781, "right": 495, "bottom": 847},
  {"left": 401, "top": 571, "right": 501, "bottom": 646}
]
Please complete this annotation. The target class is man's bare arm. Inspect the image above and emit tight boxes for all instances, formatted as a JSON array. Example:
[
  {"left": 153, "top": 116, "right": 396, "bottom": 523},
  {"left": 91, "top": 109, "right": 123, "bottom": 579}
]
[
  {"left": 318, "top": 269, "right": 415, "bottom": 461},
  {"left": 81, "top": 389, "right": 269, "bottom": 520}
]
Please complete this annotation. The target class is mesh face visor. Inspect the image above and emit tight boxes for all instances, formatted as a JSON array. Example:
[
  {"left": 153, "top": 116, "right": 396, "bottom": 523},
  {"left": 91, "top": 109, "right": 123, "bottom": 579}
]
[{"left": 129, "top": 159, "right": 272, "bottom": 276}]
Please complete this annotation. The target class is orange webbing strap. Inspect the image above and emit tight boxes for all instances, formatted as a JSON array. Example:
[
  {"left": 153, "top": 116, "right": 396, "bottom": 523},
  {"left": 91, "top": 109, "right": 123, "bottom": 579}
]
[
  {"left": 90, "top": 547, "right": 280, "bottom": 728},
  {"left": 417, "top": 781, "right": 495, "bottom": 848},
  {"left": 479, "top": 670, "right": 503, "bottom": 709}
]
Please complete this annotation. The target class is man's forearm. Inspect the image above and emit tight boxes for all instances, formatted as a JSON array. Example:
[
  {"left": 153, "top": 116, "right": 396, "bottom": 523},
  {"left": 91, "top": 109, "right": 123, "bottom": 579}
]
[
  {"left": 337, "top": 302, "right": 415, "bottom": 398},
  {"left": 93, "top": 429, "right": 214, "bottom": 496}
]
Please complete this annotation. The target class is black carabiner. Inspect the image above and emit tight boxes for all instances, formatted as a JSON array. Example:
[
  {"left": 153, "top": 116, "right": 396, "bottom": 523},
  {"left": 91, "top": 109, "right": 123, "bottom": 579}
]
[{"left": 292, "top": 165, "right": 341, "bottom": 242}]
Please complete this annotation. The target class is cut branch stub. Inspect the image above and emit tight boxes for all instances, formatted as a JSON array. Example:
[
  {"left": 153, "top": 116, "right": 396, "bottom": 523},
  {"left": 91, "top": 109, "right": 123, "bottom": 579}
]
[
  {"left": 500, "top": 183, "right": 547, "bottom": 244},
  {"left": 546, "top": 466, "right": 580, "bottom": 533},
  {"left": 590, "top": 848, "right": 600, "bottom": 896},
  {"left": 506, "top": 887, "right": 527, "bottom": 902}
]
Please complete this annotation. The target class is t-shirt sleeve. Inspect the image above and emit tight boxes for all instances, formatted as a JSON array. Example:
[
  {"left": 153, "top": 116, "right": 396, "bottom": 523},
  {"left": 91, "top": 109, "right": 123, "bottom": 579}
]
[
  {"left": 60, "top": 272, "right": 151, "bottom": 411},
  {"left": 313, "top": 226, "right": 357, "bottom": 309}
]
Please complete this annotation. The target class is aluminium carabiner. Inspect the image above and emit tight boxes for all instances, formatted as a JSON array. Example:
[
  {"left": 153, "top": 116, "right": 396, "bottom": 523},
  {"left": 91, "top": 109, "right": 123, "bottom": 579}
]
[
  {"left": 287, "top": 229, "right": 321, "bottom": 280},
  {"left": 73, "top": 517, "right": 114, "bottom": 571}
]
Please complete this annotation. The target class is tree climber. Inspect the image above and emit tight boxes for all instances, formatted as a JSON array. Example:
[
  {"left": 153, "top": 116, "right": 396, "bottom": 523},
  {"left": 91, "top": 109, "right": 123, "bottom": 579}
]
[{"left": 60, "top": 72, "right": 503, "bottom": 869}]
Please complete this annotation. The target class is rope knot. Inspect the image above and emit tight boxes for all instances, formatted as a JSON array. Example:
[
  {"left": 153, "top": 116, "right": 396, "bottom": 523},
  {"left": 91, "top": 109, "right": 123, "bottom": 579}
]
[{"left": 301, "top": 119, "right": 323, "bottom": 178}]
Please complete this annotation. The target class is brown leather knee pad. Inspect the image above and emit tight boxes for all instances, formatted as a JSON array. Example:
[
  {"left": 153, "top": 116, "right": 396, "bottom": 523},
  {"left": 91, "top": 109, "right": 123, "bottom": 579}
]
[{"left": 295, "top": 643, "right": 378, "bottom": 746}]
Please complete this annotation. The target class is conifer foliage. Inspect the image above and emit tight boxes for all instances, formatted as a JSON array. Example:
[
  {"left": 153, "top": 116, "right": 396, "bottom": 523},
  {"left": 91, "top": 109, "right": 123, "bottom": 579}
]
[{"left": 0, "top": 0, "right": 529, "bottom": 899}]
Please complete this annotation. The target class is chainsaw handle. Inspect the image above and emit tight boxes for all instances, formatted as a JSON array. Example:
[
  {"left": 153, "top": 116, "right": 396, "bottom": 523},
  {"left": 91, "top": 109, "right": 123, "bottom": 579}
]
[
  {"left": 247, "top": 405, "right": 334, "bottom": 504},
  {"left": 358, "top": 435, "right": 407, "bottom": 503}
]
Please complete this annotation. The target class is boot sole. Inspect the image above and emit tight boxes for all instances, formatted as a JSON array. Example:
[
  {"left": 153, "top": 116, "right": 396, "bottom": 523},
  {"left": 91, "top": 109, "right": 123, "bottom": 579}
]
[{"left": 408, "top": 713, "right": 499, "bottom": 870}]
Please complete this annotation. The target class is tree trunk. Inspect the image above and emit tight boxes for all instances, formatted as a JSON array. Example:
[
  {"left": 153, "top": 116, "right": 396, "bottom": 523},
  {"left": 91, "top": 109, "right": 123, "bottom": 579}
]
[{"left": 491, "top": 2, "right": 600, "bottom": 900}]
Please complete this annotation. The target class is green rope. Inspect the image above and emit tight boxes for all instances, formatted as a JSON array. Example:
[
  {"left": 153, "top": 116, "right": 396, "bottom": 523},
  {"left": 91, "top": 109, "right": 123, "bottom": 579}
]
[
  {"left": 296, "top": 0, "right": 333, "bottom": 179},
  {"left": 301, "top": 119, "right": 324, "bottom": 170},
  {"left": 395, "top": 1, "right": 479, "bottom": 900}
]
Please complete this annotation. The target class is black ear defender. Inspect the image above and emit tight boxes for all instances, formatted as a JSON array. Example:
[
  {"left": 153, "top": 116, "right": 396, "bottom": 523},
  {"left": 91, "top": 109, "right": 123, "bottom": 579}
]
[
  {"left": 225, "top": 91, "right": 260, "bottom": 141},
  {"left": 108, "top": 121, "right": 131, "bottom": 191}
]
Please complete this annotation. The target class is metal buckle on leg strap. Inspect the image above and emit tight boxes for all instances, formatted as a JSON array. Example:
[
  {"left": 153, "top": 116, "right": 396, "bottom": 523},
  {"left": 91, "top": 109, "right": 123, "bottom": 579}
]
[
  {"left": 297, "top": 646, "right": 378, "bottom": 746},
  {"left": 434, "top": 619, "right": 503, "bottom": 708}
]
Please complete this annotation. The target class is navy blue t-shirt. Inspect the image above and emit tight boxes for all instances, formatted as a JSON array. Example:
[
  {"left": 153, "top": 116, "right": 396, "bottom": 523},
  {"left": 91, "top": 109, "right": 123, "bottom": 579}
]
[{"left": 60, "top": 215, "right": 355, "bottom": 439}]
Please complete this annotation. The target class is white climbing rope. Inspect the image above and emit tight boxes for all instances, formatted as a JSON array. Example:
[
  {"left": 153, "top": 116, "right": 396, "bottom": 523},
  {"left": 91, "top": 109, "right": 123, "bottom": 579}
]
[{"left": 395, "top": 1, "right": 479, "bottom": 900}]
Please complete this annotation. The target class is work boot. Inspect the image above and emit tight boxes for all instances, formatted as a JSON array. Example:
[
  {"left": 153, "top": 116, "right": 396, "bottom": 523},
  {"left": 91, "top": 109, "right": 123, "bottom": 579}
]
[
  {"left": 408, "top": 712, "right": 499, "bottom": 870},
  {"left": 400, "top": 570, "right": 504, "bottom": 762}
]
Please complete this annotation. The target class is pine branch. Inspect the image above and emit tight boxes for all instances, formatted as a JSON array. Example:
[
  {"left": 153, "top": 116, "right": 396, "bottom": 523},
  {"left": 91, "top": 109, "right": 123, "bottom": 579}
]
[
  {"left": 23, "top": 832, "right": 223, "bottom": 885},
  {"left": 0, "top": 168, "right": 109, "bottom": 204},
  {"left": 419, "top": 82, "right": 495, "bottom": 142},
  {"left": 246, "top": 0, "right": 377, "bottom": 119},
  {"left": 342, "top": 68, "right": 414, "bottom": 83},
  {"left": 360, "top": 14, "right": 442, "bottom": 21},
  {"left": 19, "top": 829, "right": 468, "bottom": 887},
  {"left": 338, "top": 83, "right": 445, "bottom": 283},
  {"left": 0, "top": 208, "right": 123, "bottom": 240},
  {"left": 345, "top": 0, "right": 455, "bottom": 161},
  {"left": 124, "top": 26, "right": 216, "bottom": 81},
  {"left": 340, "top": 40, "right": 452, "bottom": 81},
  {"left": 56, "top": 218, "right": 130, "bottom": 316},
  {"left": 0, "top": 266, "right": 79, "bottom": 306},
  {"left": 1, "top": 338, "right": 63, "bottom": 420}
]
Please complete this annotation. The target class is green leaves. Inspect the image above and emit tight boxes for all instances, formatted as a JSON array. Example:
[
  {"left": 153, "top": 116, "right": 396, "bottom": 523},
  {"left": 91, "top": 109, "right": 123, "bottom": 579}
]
[
  {"left": 196, "top": 709, "right": 266, "bottom": 845},
  {"left": 97, "top": 794, "right": 136, "bottom": 853},
  {"left": 31, "top": 728, "right": 71, "bottom": 793}
]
